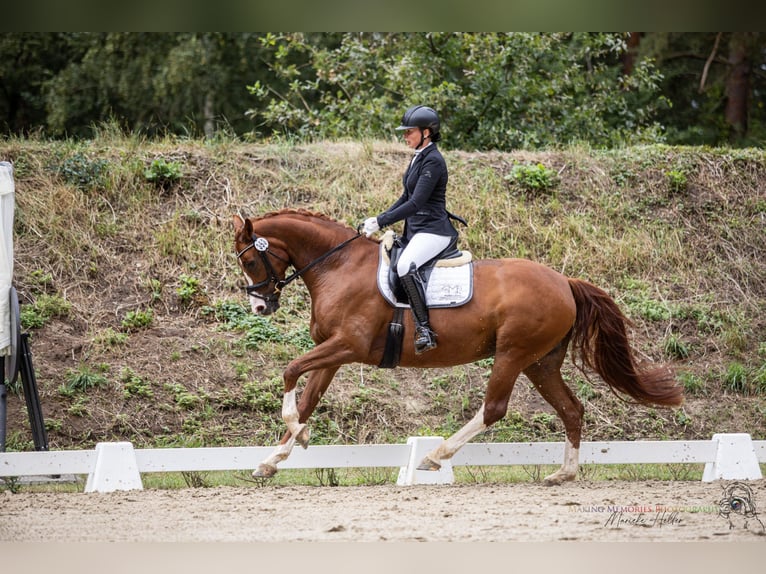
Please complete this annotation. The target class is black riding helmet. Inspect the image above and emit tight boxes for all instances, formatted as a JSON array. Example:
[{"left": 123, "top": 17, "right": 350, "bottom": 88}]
[{"left": 396, "top": 105, "right": 441, "bottom": 143}]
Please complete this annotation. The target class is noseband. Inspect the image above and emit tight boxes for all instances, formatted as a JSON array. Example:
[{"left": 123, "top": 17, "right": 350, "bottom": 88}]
[{"left": 237, "top": 231, "right": 362, "bottom": 301}]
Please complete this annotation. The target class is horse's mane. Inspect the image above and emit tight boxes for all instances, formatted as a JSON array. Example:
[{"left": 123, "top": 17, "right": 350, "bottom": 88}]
[{"left": 257, "top": 208, "right": 365, "bottom": 237}]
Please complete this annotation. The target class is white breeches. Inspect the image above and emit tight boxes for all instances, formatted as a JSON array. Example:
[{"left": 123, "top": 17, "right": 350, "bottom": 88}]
[{"left": 397, "top": 233, "right": 452, "bottom": 277}]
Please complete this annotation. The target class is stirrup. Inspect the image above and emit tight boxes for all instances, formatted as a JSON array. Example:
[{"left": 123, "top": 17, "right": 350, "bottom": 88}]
[{"left": 414, "top": 326, "right": 437, "bottom": 354}]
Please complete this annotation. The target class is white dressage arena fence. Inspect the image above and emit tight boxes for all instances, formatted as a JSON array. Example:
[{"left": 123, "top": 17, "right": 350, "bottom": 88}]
[{"left": 0, "top": 433, "right": 763, "bottom": 493}]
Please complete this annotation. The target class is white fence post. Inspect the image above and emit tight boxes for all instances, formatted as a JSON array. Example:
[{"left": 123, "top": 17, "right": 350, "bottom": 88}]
[
  {"left": 396, "top": 436, "right": 454, "bottom": 485},
  {"left": 84, "top": 442, "right": 143, "bottom": 493},
  {"left": 702, "top": 433, "right": 763, "bottom": 482}
]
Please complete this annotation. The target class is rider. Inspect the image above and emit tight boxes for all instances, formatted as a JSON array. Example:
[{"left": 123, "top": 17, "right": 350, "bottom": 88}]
[{"left": 362, "top": 105, "right": 461, "bottom": 354}]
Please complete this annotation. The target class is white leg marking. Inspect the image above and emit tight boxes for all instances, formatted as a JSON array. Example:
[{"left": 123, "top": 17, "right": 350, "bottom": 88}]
[
  {"left": 562, "top": 437, "right": 580, "bottom": 475},
  {"left": 282, "top": 388, "right": 309, "bottom": 449},
  {"left": 254, "top": 390, "right": 308, "bottom": 476},
  {"left": 543, "top": 437, "right": 579, "bottom": 485},
  {"left": 429, "top": 404, "right": 488, "bottom": 462},
  {"left": 282, "top": 389, "right": 302, "bottom": 437},
  {"left": 260, "top": 434, "right": 298, "bottom": 470}
]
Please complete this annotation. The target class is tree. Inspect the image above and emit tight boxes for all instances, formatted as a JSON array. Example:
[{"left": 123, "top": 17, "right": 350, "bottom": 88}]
[
  {"left": 1, "top": 33, "right": 274, "bottom": 139},
  {"left": 246, "top": 32, "right": 668, "bottom": 150},
  {"left": 636, "top": 32, "right": 766, "bottom": 146},
  {"left": 3, "top": 33, "right": 763, "bottom": 149},
  {"left": 724, "top": 32, "right": 759, "bottom": 141},
  {"left": 0, "top": 33, "right": 78, "bottom": 134}
]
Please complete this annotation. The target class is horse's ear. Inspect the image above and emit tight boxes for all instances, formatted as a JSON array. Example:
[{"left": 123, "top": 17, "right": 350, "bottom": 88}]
[{"left": 232, "top": 214, "right": 250, "bottom": 236}]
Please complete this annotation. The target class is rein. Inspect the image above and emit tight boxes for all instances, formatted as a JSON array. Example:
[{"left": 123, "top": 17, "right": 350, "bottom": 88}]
[{"left": 237, "top": 230, "right": 363, "bottom": 298}]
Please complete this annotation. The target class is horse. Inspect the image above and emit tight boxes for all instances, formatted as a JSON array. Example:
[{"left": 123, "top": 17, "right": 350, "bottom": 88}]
[{"left": 232, "top": 208, "right": 683, "bottom": 485}]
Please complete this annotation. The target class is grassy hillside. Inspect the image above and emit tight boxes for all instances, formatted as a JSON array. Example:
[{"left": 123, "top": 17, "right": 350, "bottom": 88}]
[{"left": 1, "top": 133, "right": 765, "bottom": 455}]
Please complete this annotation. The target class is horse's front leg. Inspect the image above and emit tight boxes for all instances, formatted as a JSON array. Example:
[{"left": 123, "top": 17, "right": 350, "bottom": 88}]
[
  {"left": 252, "top": 388, "right": 309, "bottom": 478},
  {"left": 253, "top": 342, "right": 355, "bottom": 478}
]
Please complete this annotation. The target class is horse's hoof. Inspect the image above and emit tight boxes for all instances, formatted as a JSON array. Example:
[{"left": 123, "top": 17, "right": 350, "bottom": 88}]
[
  {"left": 416, "top": 456, "right": 442, "bottom": 471},
  {"left": 295, "top": 424, "right": 310, "bottom": 449},
  {"left": 543, "top": 472, "right": 574, "bottom": 486},
  {"left": 253, "top": 464, "right": 277, "bottom": 479}
]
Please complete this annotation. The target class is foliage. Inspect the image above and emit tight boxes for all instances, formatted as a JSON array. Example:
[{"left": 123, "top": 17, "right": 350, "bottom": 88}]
[
  {"left": 60, "top": 364, "right": 109, "bottom": 395},
  {"left": 639, "top": 33, "right": 766, "bottom": 146},
  {"left": 678, "top": 372, "right": 706, "bottom": 396},
  {"left": 92, "top": 327, "right": 129, "bottom": 348},
  {"left": 176, "top": 274, "right": 202, "bottom": 305},
  {"left": 144, "top": 157, "right": 183, "bottom": 188},
  {"left": 2, "top": 33, "right": 764, "bottom": 147},
  {"left": 666, "top": 169, "right": 688, "bottom": 193},
  {"left": 201, "top": 300, "right": 308, "bottom": 350},
  {"left": 121, "top": 308, "right": 154, "bottom": 331},
  {"left": 508, "top": 162, "right": 558, "bottom": 192},
  {"left": 121, "top": 367, "right": 154, "bottom": 399},
  {"left": 246, "top": 32, "right": 668, "bottom": 150},
  {"left": 3, "top": 33, "right": 269, "bottom": 138},
  {"left": 663, "top": 332, "right": 690, "bottom": 360},
  {"left": 165, "top": 382, "right": 203, "bottom": 410},
  {"left": 721, "top": 361, "right": 766, "bottom": 396},
  {"left": 20, "top": 294, "right": 71, "bottom": 329},
  {"left": 58, "top": 151, "right": 110, "bottom": 190},
  {"left": 242, "top": 377, "right": 282, "bottom": 412},
  {"left": 3, "top": 136, "right": 766, "bottom": 455}
]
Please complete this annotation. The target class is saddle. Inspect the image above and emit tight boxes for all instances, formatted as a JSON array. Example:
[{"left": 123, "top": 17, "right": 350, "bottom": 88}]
[
  {"left": 376, "top": 230, "right": 473, "bottom": 309},
  {"left": 375, "top": 231, "right": 473, "bottom": 369}
]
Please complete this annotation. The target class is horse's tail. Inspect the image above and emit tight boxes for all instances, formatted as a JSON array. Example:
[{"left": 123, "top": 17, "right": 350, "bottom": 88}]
[{"left": 567, "top": 278, "right": 684, "bottom": 407}]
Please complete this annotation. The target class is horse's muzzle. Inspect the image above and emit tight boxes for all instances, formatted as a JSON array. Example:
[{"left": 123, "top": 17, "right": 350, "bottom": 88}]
[{"left": 251, "top": 298, "right": 280, "bottom": 316}]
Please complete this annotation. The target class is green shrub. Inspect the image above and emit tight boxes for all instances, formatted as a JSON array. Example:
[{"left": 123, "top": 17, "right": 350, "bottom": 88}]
[
  {"left": 202, "top": 300, "right": 283, "bottom": 347},
  {"left": 121, "top": 368, "right": 154, "bottom": 399},
  {"left": 177, "top": 274, "right": 202, "bottom": 305},
  {"left": 663, "top": 332, "right": 690, "bottom": 360},
  {"left": 144, "top": 157, "right": 182, "bottom": 188},
  {"left": 20, "top": 294, "right": 71, "bottom": 329},
  {"left": 678, "top": 372, "right": 706, "bottom": 396},
  {"left": 58, "top": 152, "right": 109, "bottom": 190},
  {"left": 242, "top": 377, "right": 282, "bottom": 412},
  {"left": 666, "top": 169, "right": 688, "bottom": 193},
  {"left": 28, "top": 269, "right": 53, "bottom": 291},
  {"left": 60, "top": 364, "right": 109, "bottom": 395},
  {"left": 121, "top": 308, "right": 154, "bottom": 331},
  {"left": 165, "top": 382, "right": 202, "bottom": 409},
  {"left": 92, "top": 327, "right": 129, "bottom": 347},
  {"left": 508, "top": 162, "right": 558, "bottom": 192},
  {"left": 722, "top": 362, "right": 749, "bottom": 395},
  {"left": 753, "top": 364, "right": 766, "bottom": 395},
  {"left": 575, "top": 379, "right": 598, "bottom": 401}
]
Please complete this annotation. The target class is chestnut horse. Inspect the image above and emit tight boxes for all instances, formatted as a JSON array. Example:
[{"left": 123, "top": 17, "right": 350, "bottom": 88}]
[{"left": 233, "top": 209, "right": 683, "bottom": 485}]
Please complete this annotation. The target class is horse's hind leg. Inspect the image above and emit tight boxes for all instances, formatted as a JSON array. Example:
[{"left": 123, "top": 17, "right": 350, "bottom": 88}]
[
  {"left": 418, "top": 356, "right": 522, "bottom": 471},
  {"left": 523, "top": 337, "right": 584, "bottom": 486}
]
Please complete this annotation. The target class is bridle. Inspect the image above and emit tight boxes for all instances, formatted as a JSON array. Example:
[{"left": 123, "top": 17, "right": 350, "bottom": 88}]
[{"left": 236, "top": 230, "right": 363, "bottom": 301}]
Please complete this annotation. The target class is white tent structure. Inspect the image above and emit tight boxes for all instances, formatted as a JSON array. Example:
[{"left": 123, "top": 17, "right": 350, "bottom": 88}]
[
  {"left": 0, "top": 162, "right": 48, "bottom": 452},
  {"left": 0, "top": 162, "right": 13, "bottom": 357},
  {"left": 0, "top": 161, "right": 13, "bottom": 451}
]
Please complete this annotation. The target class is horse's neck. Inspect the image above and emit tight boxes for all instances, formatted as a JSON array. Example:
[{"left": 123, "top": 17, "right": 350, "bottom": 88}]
[{"left": 273, "top": 217, "right": 351, "bottom": 270}]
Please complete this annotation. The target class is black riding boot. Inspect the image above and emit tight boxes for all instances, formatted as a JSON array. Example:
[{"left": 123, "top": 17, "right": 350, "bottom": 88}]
[{"left": 399, "top": 264, "right": 437, "bottom": 354}]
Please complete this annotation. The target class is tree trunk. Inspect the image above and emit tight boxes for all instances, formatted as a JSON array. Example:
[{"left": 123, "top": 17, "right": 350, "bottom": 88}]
[
  {"left": 724, "top": 32, "right": 755, "bottom": 141},
  {"left": 622, "top": 32, "right": 642, "bottom": 76},
  {"left": 204, "top": 91, "right": 215, "bottom": 138}
]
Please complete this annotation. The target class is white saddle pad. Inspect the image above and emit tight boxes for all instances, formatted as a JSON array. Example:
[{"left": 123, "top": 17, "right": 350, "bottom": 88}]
[{"left": 376, "top": 232, "right": 473, "bottom": 308}]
